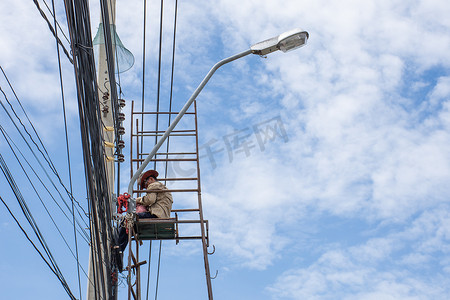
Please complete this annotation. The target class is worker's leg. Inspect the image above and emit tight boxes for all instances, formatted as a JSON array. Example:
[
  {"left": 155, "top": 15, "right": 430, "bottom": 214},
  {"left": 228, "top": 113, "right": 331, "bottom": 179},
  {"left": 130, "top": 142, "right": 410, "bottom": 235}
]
[
  {"left": 118, "top": 213, "right": 156, "bottom": 252},
  {"left": 137, "top": 212, "right": 157, "bottom": 218},
  {"left": 118, "top": 225, "right": 128, "bottom": 252}
]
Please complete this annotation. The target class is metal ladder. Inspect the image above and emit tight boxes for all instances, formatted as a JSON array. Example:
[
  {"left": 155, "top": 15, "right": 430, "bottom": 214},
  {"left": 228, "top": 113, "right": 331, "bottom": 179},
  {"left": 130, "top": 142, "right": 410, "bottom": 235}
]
[{"left": 127, "top": 100, "right": 213, "bottom": 300}]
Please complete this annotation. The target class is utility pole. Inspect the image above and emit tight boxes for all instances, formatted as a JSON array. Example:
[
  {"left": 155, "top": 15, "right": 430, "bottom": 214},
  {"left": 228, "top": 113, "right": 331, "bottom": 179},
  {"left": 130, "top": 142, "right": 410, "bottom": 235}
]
[{"left": 86, "top": 0, "right": 117, "bottom": 299}]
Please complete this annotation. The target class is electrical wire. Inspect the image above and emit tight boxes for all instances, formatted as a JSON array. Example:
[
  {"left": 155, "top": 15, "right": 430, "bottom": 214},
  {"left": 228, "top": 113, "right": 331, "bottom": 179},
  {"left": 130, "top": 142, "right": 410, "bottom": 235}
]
[
  {"left": 0, "top": 135, "right": 90, "bottom": 281},
  {"left": 0, "top": 67, "right": 89, "bottom": 220},
  {"left": 146, "top": 1, "right": 167, "bottom": 298},
  {"left": 140, "top": 0, "right": 148, "bottom": 162},
  {"left": 42, "top": 0, "right": 71, "bottom": 44},
  {"left": 49, "top": 0, "right": 83, "bottom": 297},
  {"left": 154, "top": 240, "right": 163, "bottom": 300},
  {"left": 142, "top": 0, "right": 179, "bottom": 298},
  {"left": 153, "top": 0, "right": 165, "bottom": 170},
  {"left": 0, "top": 158, "right": 77, "bottom": 299},
  {"left": 0, "top": 125, "right": 90, "bottom": 244},
  {"left": 164, "top": 0, "right": 179, "bottom": 180},
  {"left": 32, "top": 0, "right": 73, "bottom": 64},
  {"left": 62, "top": 0, "right": 119, "bottom": 297},
  {"left": 145, "top": 240, "right": 153, "bottom": 300},
  {"left": 0, "top": 85, "right": 89, "bottom": 227}
]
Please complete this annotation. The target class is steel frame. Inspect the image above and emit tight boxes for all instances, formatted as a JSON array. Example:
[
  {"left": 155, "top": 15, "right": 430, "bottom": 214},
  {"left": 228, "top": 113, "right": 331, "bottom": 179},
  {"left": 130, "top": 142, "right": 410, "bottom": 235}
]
[{"left": 127, "top": 100, "right": 214, "bottom": 299}]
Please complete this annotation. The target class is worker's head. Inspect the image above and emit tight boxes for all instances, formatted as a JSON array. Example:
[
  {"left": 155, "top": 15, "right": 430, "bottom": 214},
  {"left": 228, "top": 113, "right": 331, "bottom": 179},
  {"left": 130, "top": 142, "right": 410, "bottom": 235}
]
[{"left": 139, "top": 170, "right": 159, "bottom": 189}]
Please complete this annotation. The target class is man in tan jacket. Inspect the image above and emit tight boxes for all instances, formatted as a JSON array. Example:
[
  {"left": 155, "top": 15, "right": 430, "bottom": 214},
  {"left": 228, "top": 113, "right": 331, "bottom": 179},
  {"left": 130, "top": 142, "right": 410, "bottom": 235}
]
[
  {"left": 136, "top": 169, "right": 173, "bottom": 218},
  {"left": 118, "top": 169, "right": 173, "bottom": 253}
]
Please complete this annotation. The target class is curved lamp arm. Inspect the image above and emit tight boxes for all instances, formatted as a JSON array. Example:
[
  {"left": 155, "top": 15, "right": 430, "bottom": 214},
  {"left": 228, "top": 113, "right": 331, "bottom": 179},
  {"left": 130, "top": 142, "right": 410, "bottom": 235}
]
[
  {"left": 126, "top": 28, "right": 309, "bottom": 208},
  {"left": 127, "top": 49, "right": 253, "bottom": 200}
]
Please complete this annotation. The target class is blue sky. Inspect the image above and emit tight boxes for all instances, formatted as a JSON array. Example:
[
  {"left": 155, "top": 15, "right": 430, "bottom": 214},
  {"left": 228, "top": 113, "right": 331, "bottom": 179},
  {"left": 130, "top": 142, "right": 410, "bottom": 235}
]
[{"left": 1, "top": 0, "right": 450, "bottom": 299}]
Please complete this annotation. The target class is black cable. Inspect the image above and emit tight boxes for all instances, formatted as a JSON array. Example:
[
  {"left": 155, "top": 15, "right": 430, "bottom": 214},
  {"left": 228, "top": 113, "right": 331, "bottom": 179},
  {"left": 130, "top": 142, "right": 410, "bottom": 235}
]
[
  {"left": 154, "top": 240, "right": 163, "bottom": 300},
  {"left": 31, "top": 0, "right": 73, "bottom": 64},
  {"left": 0, "top": 67, "right": 89, "bottom": 219},
  {"left": 0, "top": 132, "right": 90, "bottom": 279},
  {"left": 111, "top": 9, "right": 124, "bottom": 202},
  {"left": 62, "top": 0, "right": 116, "bottom": 297},
  {"left": 140, "top": 0, "right": 148, "bottom": 161},
  {"left": 0, "top": 125, "right": 90, "bottom": 243},
  {"left": 0, "top": 196, "right": 81, "bottom": 298},
  {"left": 154, "top": 0, "right": 165, "bottom": 166},
  {"left": 0, "top": 86, "right": 89, "bottom": 226},
  {"left": 42, "top": 0, "right": 71, "bottom": 44},
  {"left": 0, "top": 66, "right": 55, "bottom": 170},
  {"left": 145, "top": 1, "right": 166, "bottom": 298},
  {"left": 0, "top": 159, "right": 77, "bottom": 299},
  {"left": 164, "top": 0, "right": 179, "bottom": 180},
  {"left": 50, "top": 0, "right": 83, "bottom": 297}
]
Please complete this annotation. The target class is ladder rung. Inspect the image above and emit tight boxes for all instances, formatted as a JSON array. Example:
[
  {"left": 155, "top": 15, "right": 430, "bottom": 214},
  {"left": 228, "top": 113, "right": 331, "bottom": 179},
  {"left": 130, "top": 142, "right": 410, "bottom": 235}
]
[
  {"left": 176, "top": 236, "right": 203, "bottom": 240},
  {"left": 133, "top": 111, "right": 195, "bottom": 115},
  {"left": 132, "top": 158, "right": 197, "bottom": 162},
  {"left": 172, "top": 208, "right": 200, "bottom": 212},
  {"left": 139, "top": 130, "right": 196, "bottom": 134},
  {"left": 134, "top": 133, "right": 196, "bottom": 137},
  {"left": 137, "top": 218, "right": 206, "bottom": 224},
  {"left": 160, "top": 177, "right": 198, "bottom": 181},
  {"left": 128, "top": 260, "right": 147, "bottom": 270},
  {"left": 134, "top": 189, "right": 199, "bottom": 193},
  {"left": 152, "top": 152, "right": 197, "bottom": 156}
]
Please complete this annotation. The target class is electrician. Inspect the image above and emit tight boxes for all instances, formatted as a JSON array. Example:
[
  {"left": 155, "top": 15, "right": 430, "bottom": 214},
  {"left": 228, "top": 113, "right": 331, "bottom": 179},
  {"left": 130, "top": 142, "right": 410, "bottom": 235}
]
[{"left": 117, "top": 169, "right": 173, "bottom": 253}]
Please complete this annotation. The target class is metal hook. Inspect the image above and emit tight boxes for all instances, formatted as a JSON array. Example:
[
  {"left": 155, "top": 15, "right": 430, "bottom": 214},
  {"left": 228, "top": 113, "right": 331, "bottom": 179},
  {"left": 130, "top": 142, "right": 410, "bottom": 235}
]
[
  {"left": 103, "top": 80, "right": 110, "bottom": 92},
  {"left": 210, "top": 270, "right": 218, "bottom": 280},
  {"left": 207, "top": 245, "right": 215, "bottom": 255}
]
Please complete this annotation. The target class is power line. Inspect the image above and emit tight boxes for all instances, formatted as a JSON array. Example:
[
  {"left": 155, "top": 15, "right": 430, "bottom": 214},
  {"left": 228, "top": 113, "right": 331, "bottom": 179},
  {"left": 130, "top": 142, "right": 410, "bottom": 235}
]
[
  {"left": 0, "top": 68, "right": 89, "bottom": 220},
  {"left": 42, "top": 0, "right": 71, "bottom": 44},
  {"left": 0, "top": 85, "right": 89, "bottom": 225},
  {"left": 0, "top": 158, "right": 77, "bottom": 299},
  {"left": 62, "top": 0, "right": 118, "bottom": 297},
  {"left": 154, "top": 240, "right": 163, "bottom": 300},
  {"left": 154, "top": 0, "right": 165, "bottom": 170},
  {"left": 32, "top": 0, "right": 73, "bottom": 64},
  {"left": 0, "top": 125, "right": 90, "bottom": 243},
  {"left": 164, "top": 0, "right": 179, "bottom": 180},
  {"left": 49, "top": 0, "right": 83, "bottom": 297},
  {"left": 140, "top": 0, "right": 148, "bottom": 163},
  {"left": 144, "top": 0, "right": 179, "bottom": 298},
  {"left": 0, "top": 131, "right": 90, "bottom": 278}
]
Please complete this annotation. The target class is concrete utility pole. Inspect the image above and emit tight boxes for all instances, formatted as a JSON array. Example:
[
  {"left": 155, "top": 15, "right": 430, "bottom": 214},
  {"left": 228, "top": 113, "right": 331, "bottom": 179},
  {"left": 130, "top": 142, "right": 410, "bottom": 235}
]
[{"left": 87, "top": 0, "right": 117, "bottom": 299}]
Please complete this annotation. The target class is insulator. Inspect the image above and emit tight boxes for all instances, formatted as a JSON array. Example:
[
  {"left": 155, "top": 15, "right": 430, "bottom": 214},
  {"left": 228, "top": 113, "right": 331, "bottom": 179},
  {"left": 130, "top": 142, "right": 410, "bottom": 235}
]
[
  {"left": 118, "top": 98, "right": 126, "bottom": 108},
  {"left": 118, "top": 140, "right": 125, "bottom": 149},
  {"left": 118, "top": 112, "right": 125, "bottom": 121},
  {"left": 117, "top": 154, "right": 125, "bottom": 163},
  {"left": 102, "top": 92, "right": 110, "bottom": 100},
  {"left": 102, "top": 105, "right": 109, "bottom": 113},
  {"left": 118, "top": 126, "right": 125, "bottom": 135}
]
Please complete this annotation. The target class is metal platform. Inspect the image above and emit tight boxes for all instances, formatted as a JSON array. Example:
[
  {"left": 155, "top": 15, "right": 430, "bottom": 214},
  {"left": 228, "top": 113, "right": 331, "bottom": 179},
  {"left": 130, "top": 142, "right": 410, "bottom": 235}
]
[{"left": 135, "top": 217, "right": 178, "bottom": 240}]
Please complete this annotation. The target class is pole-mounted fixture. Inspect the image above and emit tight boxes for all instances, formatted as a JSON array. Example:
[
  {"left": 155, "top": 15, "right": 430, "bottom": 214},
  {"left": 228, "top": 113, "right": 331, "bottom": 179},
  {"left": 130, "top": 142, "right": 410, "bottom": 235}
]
[{"left": 250, "top": 28, "right": 309, "bottom": 56}]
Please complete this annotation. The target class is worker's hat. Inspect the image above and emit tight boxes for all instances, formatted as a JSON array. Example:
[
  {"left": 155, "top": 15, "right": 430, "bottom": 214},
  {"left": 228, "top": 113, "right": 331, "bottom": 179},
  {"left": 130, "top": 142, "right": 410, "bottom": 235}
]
[{"left": 138, "top": 170, "right": 159, "bottom": 189}]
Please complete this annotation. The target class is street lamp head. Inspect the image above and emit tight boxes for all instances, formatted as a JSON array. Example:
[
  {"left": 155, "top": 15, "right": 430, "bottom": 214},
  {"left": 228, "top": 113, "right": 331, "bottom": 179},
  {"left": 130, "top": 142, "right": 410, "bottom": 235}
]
[
  {"left": 277, "top": 28, "right": 309, "bottom": 53},
  {"left": 250, "top": 28, "right": 309, "bottom": 56}
]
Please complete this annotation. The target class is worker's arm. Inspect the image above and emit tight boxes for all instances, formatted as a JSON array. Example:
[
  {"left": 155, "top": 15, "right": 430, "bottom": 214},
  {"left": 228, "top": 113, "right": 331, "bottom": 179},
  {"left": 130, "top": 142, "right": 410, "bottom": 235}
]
[{"left": 140, "top": 182, "right": 160, "bottom": 207}]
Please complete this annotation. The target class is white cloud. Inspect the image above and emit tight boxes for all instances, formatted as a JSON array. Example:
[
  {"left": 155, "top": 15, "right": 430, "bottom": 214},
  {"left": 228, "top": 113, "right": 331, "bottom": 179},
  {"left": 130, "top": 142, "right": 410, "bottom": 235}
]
[
  {"left": 2, "top": 0, "right": 450, "bottom": 299},
  {"left": 267, "top": 206, "right": 450, "bottom": 299}
]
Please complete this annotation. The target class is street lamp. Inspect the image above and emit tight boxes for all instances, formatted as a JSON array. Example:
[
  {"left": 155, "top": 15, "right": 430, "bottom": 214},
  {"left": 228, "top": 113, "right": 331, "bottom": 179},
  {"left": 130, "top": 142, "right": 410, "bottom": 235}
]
[
  {"left": 127, "top": 28, "right": 309, "bottom": 198},
  {"left": 250, "top": 28, "right": 309, "bottom": 55}
]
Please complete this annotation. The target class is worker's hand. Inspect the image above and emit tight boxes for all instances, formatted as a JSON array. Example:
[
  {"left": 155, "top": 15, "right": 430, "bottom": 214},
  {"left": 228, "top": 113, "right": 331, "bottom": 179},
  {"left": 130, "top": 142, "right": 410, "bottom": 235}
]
[{"left": 136, "top": 197, "right": 143, "bottom": 204}]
